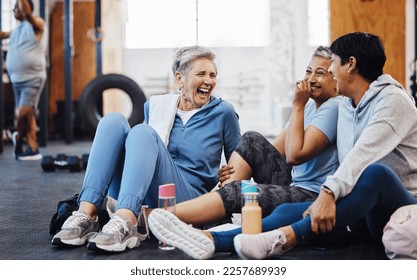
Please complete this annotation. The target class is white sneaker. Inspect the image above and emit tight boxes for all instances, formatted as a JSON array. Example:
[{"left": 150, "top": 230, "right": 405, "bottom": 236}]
[
  {"left": 148, "top": 208, "right": 215, "bottom": 260},
  {"left": 234, "top": 230, "right": 290, "bottom": 259}
]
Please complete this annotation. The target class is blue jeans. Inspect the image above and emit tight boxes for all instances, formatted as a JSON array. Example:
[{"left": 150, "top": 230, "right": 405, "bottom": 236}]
[
  {"left": 78, "top": 113, "right": 203, "bottom": 216},
  {"left": 211, "top": 163, "right": 417, "bottom": 252}
]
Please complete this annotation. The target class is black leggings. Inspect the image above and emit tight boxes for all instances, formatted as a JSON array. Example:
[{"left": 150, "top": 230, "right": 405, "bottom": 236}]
[{"left": 217, "top": 131, "right": 317, "bottom": 218}]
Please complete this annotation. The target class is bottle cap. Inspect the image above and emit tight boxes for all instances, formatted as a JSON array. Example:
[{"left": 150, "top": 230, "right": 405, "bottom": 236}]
[
  {"left": 159, "top": 183, "right": 175, "bottom": 198},
  {"left": 241, "top": 179, "right": 258, "bottom": 193}
]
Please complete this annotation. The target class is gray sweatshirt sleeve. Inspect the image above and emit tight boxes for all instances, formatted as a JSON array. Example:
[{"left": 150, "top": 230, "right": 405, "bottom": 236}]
[{"left": 324, "top": 91, "right": 415, "bottom": 200}]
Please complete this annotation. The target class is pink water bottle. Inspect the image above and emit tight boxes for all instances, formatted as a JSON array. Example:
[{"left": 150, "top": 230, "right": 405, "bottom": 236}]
[{"left": 158, "top": 183, "right": 176, "bottom": 250}]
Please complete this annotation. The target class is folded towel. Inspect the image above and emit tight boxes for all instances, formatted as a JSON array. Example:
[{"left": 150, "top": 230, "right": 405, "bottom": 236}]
[{"left": 148, "top": 93, "right": 180, "bottom": 146}]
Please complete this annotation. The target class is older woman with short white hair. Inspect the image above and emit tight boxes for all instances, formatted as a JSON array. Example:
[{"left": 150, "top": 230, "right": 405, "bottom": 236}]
[{"left": 51, "top": 45, "right": 241, "bottom": 253}]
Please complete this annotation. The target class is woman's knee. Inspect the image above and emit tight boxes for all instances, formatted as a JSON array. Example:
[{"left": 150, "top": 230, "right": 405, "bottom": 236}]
[
  {"left": 355, "top": 163, "right": 398, "bottom": 193},
  {"left": 361, "top": 163, "right": 394, "bottom": 179},
  {"left": 126, "top": 123, "right": 159, "bottom": 145},
  {"left": 358, "top": 163, "right": 397, "bottom": 185},
  {"left": 240, "top": 131, "right": 264, "bottom": 143},
  {"left": 235, "top": 131, "right": 267, "bottom": 155},
  {"left": 99, "top": 112, "right": 128, "bottom": 127},
  {"left": 129, "top": 123, "right": 155, "bottom": 136}
]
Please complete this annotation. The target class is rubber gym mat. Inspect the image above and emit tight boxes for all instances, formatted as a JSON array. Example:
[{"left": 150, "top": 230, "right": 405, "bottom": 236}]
[{"left": 0, "top": 140, "right": 387, "bottom": 260}]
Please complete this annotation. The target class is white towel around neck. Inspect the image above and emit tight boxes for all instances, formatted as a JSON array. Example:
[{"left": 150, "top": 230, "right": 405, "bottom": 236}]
[{"left": 148, "top": 93, "right": 180, "bottom": 146}]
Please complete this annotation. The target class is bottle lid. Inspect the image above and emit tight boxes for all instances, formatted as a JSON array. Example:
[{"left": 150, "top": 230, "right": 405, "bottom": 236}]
[
  {"left": 159, "top": 183, "right": 175, "bottom": 198},
  {"left": 241, "top": 179, "right": 258, "bottom": 194}
]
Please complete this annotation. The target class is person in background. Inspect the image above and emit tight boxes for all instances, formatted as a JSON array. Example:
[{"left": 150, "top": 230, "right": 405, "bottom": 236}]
[
  {"left": 51, "top": 45, "right": 241, "bottom": 253},
  {"left": 0, "top": 0, "right": 47, "bottom": 160},
  {"left": 148, "top": 32, "right": 417, "bottom": 260}
]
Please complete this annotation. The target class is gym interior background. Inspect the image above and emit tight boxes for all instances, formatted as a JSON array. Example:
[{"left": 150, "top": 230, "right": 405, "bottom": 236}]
[
  {"left": 0, "top": 0, "right": 414, "bottom": 261},
  {"left": 0, "top": 0, "right": 415, "bottom": 149}
]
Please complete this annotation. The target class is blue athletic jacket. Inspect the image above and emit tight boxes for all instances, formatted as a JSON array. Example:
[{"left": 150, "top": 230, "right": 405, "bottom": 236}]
[{"left": 144, "top": 95, "right": 241, "bottom": 193}]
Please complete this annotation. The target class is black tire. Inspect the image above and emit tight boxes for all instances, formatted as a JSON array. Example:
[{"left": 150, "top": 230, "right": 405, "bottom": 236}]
[{"left": 79, "top": 73, "right": 147, "bottom": 137}]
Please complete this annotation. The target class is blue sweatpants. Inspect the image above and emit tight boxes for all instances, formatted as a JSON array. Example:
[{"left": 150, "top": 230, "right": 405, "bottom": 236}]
[
  {"left": 78, "top": 113, "right": 203, "bottom": 216},
  {"left": 211, "top": 163, "right": 417, "bottom": 252}
]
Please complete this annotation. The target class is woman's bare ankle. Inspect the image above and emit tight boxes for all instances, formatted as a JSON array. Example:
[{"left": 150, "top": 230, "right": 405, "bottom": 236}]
[
  {"left": 78, "top": 201, "right": 98, "bottom": 220},
  {"left": 279, "top": 226, "right": 297, "bottom": 249},
  {"left": 201, "top": 231, "right": 214, "bottom": 243}
]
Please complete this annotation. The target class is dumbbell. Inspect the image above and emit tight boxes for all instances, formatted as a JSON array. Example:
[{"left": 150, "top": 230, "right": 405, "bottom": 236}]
[
  {"left": 41, "top": 153, "right": 83, "bottom": 172},
  {"left": 55, "top": 153, "right": 68, "bottom": 170},
  {"left": 41, "top": 155, "right": 56, "bottom": 172},
  {"left": 41, "top": 153, "right": 68, "bottom": 172},
  {"left": 67, "top": 156, "right": 82, "bottom": 172}
]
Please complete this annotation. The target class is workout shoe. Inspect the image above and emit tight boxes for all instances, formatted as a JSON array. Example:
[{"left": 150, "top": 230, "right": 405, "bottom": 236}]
[
  {"left": 233, "top": 229, "right": 290, "bottom": 260},
  {"left": 87, "top": 215, "right": 141, "bottom": 252},
  {"left": 11, "top": 131, "right": 23, "bottom": 158},
  {"left": 51, "top": 211, "right": 99, "bottom": 246},
  {"left": 148, "top": 208, "right": 215, "bottom": 260},
  {"left": 16, "top": 147, "right": 42, "bottom": 161},
  {"left": 137, "top": 205, "right": 150, "bottom": 241}
]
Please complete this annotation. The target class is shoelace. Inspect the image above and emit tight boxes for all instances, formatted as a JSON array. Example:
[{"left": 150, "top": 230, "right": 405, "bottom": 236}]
[
  {"left": 269, "top": 237, "right": 282, "bottom": 252},
  {"left": 102, "top": 215, "right": 129, "bottom": 234},
  {"left": 268, "top": 232, "right": 288, "bottom": 256},
  {"left": 62, "top": 211, "right": 90, "bottom": 229}
]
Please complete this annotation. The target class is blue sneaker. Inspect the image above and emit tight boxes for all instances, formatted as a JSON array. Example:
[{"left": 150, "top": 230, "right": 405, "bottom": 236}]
[{"left": 17, "top": 147, "right": 42, "bottom": 161}]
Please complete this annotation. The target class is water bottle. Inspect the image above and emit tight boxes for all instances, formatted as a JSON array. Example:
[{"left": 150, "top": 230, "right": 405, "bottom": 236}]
[
  {"left": 158, "top": 183, "right": 176, "bottom": 250},
  {"left": 241, "top": 180, "right": 262, "bottom": 234}
]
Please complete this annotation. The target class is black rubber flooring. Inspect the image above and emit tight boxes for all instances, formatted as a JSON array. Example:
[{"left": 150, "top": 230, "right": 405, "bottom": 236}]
[{"left": 0, "top": 139, "right": 387, "bottom": 260}]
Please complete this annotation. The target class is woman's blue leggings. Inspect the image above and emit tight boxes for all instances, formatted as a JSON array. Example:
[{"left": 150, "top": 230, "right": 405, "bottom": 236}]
[
  {"left": 78, "top": 113, "right": 202, "bottom": 217},
  {"left": 211, "top": 163, "right": 417, "bottom": 252}
]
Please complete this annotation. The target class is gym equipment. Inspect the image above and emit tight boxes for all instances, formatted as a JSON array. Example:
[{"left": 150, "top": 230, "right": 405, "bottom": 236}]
[
  {"left": 41, "top": 153, "right": 89, "bottom": 173},
  {"left": 67, "top": 156, "right": 81, "bottom": 172},
  {"left": 78, "top": 73, "right": 146, "bottom": 137},
  {"left": 41, "top": 156, "right": 55, "bottom": 172},
  {"left": 55, "top": 153, "right": 68, "bottom": 170}
]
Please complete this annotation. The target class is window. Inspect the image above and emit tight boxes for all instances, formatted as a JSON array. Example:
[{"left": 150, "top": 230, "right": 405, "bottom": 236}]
[
  {"left": 307, "top": 0, "right": 329, "bottom": 46},
  {"left": 125, "top": 0, "right": 270, "bottom": 48},
  {"left": 1, "top": 0, "right": 17, "bottom": 33}
]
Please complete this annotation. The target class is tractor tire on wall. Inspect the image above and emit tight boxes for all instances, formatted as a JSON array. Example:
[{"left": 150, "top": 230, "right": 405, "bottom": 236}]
[{"left": 79, "top": 73, "right": 146, "bottom": 137}]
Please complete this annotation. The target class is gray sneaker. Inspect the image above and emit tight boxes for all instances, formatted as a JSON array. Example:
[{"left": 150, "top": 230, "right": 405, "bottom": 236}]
[
  {"left": 87, "top": 215, "right": 141, "bottom": 252},
  {"left": 51, "top": 211, "right": 99, "bottom": 246}
]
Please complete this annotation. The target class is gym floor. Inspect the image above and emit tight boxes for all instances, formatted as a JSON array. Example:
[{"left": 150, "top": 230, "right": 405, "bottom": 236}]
[{"left": 0, "top": 139, "right": 387, "bottom": 260}]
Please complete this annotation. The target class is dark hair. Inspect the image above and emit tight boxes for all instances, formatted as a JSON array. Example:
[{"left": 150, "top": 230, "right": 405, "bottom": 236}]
[{"left": 330, "top": 32, "right": 386, "bottom": 82}]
